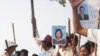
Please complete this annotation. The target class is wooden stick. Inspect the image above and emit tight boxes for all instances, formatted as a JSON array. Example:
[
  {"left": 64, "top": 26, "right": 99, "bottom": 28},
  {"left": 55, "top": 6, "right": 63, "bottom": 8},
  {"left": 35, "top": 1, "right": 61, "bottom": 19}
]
[
  {"left": 5, "top": 40, "right": 8, "bottom": 49},
  {"left": 12, "top": 23, "right": 16, "bottom": 52},
  {"left": 12, "top": 23, "right": 16, "bottom": 44},
  {"left": 5, "top": 40, "right": 10, "bottom": 56},
  {"left": 68, "top": 18, "right": 71, "bottom": 35},
  {"left": 31, "top": 0, "right": 39, "bottom": 38},
  {"left": 78, "top": 34, "right": 81, "bottom": 56}
]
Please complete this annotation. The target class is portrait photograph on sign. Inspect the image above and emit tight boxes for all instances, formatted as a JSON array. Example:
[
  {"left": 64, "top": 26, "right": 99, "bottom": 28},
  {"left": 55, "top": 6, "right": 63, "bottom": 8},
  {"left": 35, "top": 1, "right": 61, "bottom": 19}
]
[
  {"left": 78, "top": 4, "right": 89, "bottom": 20},
  {"left": 52, "top": 26, "right": 66, "bottom": 45}
]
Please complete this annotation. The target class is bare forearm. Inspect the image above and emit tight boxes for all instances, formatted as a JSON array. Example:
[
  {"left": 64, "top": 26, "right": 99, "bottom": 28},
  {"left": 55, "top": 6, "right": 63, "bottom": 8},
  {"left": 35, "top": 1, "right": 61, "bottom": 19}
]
[
  {"left": 73, "top": 8, "right": 88, "bottom": 36},
  {"left": 73, "top": 8, "right": 82, "bottom": 32}
]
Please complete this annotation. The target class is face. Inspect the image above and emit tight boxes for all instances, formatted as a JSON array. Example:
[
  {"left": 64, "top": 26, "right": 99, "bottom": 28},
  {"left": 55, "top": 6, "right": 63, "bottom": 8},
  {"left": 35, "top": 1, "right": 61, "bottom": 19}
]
[
  {"left": 3, "top": 52, "right": 9, "bottom": 56},
  {"left": 80, "top": 8, "right": 84, "bottom": 14},
  {"left": 41, "top": 41, "right": 47, "bottom": 49},
  {"left": 71, "top": 39, "right": 77, "bottom": 48},
  {"left": 56, "top": 31, "right": 62, "bottom": 39},
  {"left": 20, "top": 52, "right": 26, "bottom": 56},
  {"left": 7, "top": 46, "right": 16, "bottom": 55},
  {"left": 80, "top": 47, "right": 89, "bottom": 56}
]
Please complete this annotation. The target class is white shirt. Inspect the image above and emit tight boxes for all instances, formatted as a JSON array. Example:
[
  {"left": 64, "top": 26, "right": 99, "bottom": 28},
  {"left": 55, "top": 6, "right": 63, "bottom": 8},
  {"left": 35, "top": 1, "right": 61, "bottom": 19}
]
[
  {"left": 39, "top": 47, "right": 54, "bottom": 56},
  {"left": 59, "top": 46, "right": 73, "bottom": 56},
  {"left": 53, "top": 45, "right": 73, "bottom": 56},
  {"left": 88, "top": 29, "right": 100, "bottom": 56},
  {"left": 33, "top": 38, "right": 54, "bottom": 56}
]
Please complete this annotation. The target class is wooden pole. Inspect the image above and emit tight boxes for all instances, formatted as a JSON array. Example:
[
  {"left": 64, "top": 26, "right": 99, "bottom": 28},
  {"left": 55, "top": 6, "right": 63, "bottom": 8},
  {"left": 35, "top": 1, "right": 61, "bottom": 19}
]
[
  {"left": 68, "top": 18, "right": 71, "bottom": 35},
  {"left": 12, "top": 23, "right": 16, "bottom": 52},
  {"left": 31, "top": 0, "right": 39, "bottom": 38},
  {"left": 5, "top": 40, "right": 10, "bottom": 56},
  {"left": 78, "top": 34, "right": 81, "bottom": 56},
  {"left": 12, "top": 23, "right": 16, "bottom": 44},
  {"left": 5, "top": 40, "right": 8, "bottom": 49}
]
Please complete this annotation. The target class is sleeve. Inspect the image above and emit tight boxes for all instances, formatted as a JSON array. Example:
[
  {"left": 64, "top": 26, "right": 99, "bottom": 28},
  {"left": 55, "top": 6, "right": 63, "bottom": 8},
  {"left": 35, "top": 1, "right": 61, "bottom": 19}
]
[
  {"left": 88, "top": 29, "right": 98, "bottom": 43},
  {"left": 33, "top": 38, "right": 41, "bottom": 46},
  {"left": 52, "top": 45, "right": 60, "bottom": 56}
]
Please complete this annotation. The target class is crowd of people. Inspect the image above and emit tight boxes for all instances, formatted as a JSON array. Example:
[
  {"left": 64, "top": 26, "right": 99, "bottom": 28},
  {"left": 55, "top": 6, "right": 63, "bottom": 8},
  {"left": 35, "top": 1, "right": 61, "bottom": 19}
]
[
  {"left": 1, "top": 0, "right": 100, "bottom": 56},
  {"left": 1, "top": 33, "right": 97, "bottom": 56}
]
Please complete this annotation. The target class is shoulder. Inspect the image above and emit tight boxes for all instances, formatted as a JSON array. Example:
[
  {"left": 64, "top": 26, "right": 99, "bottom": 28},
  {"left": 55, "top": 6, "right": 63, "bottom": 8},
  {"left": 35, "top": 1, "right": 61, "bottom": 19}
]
[
  {"left": 87, "top": 29, "right": 99, "bottom": 43},
  {"left": 84, "top": 14, "right": 89, "bottom": 17}
]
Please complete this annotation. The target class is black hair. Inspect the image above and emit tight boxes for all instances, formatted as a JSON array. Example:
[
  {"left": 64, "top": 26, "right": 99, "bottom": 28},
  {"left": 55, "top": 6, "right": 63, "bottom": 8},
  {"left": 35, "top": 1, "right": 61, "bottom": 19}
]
[
  {"left": 70, "top": 33, "right": 78, "bottom": 45},
  {"left": 32, "top": 54, "right": 38, "bottom": 56},
  {"left": 52, "top": 45, "right": 56, "bottom": 49},
  {"left": 15, "top": 51, "right": 20, "bottom": 56},
  {"left": 42, "top": 41, "right": 52, "bottom": 48},
  {"left": 66, "top": 36, "right": 71, "bottom": 43},
  {"left": 80, "top": 45, "right": 91, "bottom": 54},
  {"left": 85, "top": 41, "right": 95, "bottom": 48},
  {"left": 79, "top": 6, "right": 84, "bottom": 11},
  {"left": 20, "top": 49, "right": 28, "bottom": 56},
  {"left": 55, "top": 29, "right": 62, "bottom": 38},
  {"left": 45, "top": 42, "right": 52, "bottom": 47}
]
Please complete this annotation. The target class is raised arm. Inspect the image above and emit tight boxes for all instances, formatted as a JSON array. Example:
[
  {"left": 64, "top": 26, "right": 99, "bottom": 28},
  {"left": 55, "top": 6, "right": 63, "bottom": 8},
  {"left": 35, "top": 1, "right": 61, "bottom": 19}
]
[{"left": 69, "top": 0, "right": 88, "bottom": 37}]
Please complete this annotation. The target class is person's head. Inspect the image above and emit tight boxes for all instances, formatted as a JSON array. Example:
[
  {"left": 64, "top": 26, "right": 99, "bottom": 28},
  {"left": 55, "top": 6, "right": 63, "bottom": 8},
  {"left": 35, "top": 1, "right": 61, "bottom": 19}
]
[
  {"left": 15, "top": 51, "right": 20, "bottom": 56},
  {"left": 70, "top": 33, "right": 78, "bottom": 48},
  {"left": 20, "top": 49, "right": 28, "bottom": 56},
  {"left": 65, "top": 36, "right": 71, "bottom": 47},
  {"left": 55, "top": 29, "right": 62, "bottom": 39},
  {"left": 32, "top": 54, "right": 38, "bottom": 56},
  {"left": 5, "top": 41, "right": 17, "bottom": 55},
  {"left": 80, "top": 45, "right": 91, "bottom": 56},
  {"left": 85, "top": 41, "right": 96, "bottom": 53},
  {"left": 80, "top": 6, "right": 85, "bottom": 14},
  {"left": 41, "top": 35, "right": 52, "bottom": 50}
]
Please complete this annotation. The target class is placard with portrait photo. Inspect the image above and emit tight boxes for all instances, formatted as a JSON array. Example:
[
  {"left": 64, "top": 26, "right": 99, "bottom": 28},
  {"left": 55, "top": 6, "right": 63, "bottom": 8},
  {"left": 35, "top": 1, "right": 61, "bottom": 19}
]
[{"left": 52, "top": 26, "right": 66, "bottom": 45}]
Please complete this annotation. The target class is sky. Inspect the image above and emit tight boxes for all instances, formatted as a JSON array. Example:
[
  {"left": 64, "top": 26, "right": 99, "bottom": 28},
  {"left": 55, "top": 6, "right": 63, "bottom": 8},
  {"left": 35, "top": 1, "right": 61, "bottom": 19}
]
[{"left": 1, "top": 0, "right": 99, "bottom": 55}]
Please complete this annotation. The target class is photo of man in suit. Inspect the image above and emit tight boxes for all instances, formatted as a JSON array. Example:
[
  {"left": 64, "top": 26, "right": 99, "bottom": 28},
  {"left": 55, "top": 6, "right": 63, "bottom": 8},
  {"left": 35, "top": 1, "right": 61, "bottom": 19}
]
[{"left": 78, "top": 6, "right": 89, "bottom": 20}]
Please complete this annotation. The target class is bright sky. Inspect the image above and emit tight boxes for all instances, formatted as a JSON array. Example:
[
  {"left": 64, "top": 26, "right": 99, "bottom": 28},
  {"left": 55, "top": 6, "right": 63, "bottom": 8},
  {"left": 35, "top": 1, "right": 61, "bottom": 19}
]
[{"left": 2, "top": 0, "right": 99, "bottom": 55}]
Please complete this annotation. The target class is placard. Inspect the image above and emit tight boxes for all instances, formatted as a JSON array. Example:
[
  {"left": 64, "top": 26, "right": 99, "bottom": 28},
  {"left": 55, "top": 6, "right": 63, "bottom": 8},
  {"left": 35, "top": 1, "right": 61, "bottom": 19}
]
[
  {"left": 52, "top": 26, "right": 66, "bottom": 45},
  {"left": 77, "top": 0, "right": 99, "bottom": 29}
]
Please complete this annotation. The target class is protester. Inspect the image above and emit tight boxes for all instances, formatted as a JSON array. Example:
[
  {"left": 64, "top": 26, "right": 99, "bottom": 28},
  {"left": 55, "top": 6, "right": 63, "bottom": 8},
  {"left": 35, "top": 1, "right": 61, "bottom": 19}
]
[
  {"left": 15, "top": 51, "right": 20, "bottom": 56},
  {"left": 2, "top": 41, "right": 18, "bottom": 56},
  {"left": 53, "top": 36, "right": 73, "bottom": 56},
  {"left": 85, "top": 41, "right": 97, "bottom": 56},
  {"left": 20, "top": 49, "right": 28, "bottom": 56},
  {"left": 80, "top": 45, "right": 91, "bottom": 56},
  {"left": 32, "top": 54, "right": 38, "bottom": 56},
  {"left": 34, "top": 34, "right": 54, "bottom": 56},
  {"left": 70, "top": 33, "right": 78, "bottom": 56},
  {"left": 69, "top": 0, "right": 100, "bottom": 56}
]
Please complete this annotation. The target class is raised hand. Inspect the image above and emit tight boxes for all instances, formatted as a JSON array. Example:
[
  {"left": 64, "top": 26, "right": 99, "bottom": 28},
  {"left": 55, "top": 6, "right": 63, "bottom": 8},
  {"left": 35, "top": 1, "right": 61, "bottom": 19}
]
[{"left": 69, "top": 0, "right": 84, "bottom": 8}]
